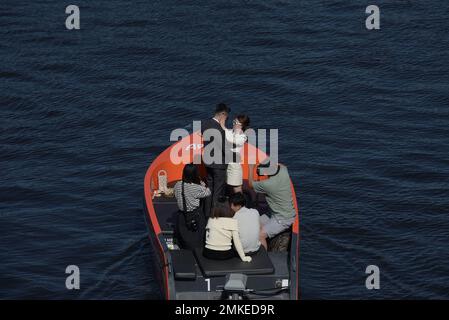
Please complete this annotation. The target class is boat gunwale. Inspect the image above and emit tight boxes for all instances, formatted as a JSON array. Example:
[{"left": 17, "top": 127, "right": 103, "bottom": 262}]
[{"left": 143, "top": 132, "right": 300, "bottom": 299}]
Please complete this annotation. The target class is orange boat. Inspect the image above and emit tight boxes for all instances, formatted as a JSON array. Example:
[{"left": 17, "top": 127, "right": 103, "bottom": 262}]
[{"left": 143, "top": 132, "right": 300, "bottom": 300}]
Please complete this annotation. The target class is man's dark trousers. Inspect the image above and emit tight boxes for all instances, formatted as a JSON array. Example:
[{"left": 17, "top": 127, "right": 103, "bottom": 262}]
[
  {"left": 204, "top": 166, "right": 227, "bottom": 217},
  {"left": 201, "top": 117, "right": 229, "bottom": 217}
]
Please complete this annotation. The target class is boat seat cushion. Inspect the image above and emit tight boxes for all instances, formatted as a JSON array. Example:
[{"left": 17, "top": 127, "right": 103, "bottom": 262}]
[
  {"left": 194, "top": 247, "right": 274, "bottom": 277},
  {"left": 171, "top": 249, "right": 197, "bottom": 280}
]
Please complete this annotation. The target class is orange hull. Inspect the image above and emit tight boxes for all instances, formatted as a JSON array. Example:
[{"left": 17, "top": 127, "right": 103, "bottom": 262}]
[{"left": 143, "top": 132, "right": 300, "bottom": 299}]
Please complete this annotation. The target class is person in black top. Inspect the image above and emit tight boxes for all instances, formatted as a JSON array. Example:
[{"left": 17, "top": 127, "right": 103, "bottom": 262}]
[
  {"left": 174, "top": 164, "right": 211, "bottom": 250},
  {"left": 201, "top": 103, "right": 232, "bottom": 217}
]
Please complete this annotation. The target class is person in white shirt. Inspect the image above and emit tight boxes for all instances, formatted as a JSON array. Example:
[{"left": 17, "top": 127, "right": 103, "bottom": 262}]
[
  {"left": 220, "top": 114, "right": 250, "bottom": 194},
  {"left": 203, "top": 199, "right": 252, "bottom": 262},
  {"left": 229, "top": 192, "right": 261, "bottom": 254}
]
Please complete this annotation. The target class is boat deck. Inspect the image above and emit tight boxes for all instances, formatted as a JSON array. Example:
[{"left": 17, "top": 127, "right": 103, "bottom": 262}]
[{"left": 151, "top": 180, "right": 293, "bottom": 300}]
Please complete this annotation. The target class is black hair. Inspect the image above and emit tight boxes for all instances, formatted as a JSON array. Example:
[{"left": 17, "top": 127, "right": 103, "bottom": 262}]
[
  {"left": 236, "top": 114, "right": 250, "bottom": 131},
  {"left": 182, "top": 163, "right": 201, "bottom": 184},
  {"left": 211, "top": 197, "right": 234, "bottom": 218},
  {"left": 215, "top": 103, "right": 231, "bottom": 115},
  {"left": 229, "top": 192, "right": 246, "bottom": 207},
  {"left": 257, "top": 159, "right": 280, "bottom": 177}
]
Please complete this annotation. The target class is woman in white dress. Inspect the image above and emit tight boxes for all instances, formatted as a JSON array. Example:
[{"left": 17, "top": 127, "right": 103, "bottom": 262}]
[{"left": 221, "top": 114, "right": 250, "bottom": 193}]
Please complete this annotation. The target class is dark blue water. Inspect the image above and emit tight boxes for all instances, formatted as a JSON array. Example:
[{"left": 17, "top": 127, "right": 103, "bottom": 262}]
[{"left": 1, "top": 0, "right": 449, "bottom": 299}]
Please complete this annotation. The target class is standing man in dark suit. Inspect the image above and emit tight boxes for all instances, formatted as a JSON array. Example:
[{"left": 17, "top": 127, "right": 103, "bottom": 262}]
[{"left": 201, "top": 103, "right": 231, "bottom": 217}]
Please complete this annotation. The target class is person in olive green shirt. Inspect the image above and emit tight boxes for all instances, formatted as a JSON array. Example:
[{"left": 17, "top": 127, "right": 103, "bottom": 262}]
[{"left": 248, "top": 161, "right": 296, "bottom": 249}]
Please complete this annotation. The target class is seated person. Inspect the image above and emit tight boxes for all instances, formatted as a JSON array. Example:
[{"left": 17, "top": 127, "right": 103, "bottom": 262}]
[
  {"left": 203, "top": 199, "right": 252, "bottom": 262},
  {"left": 248, "top": 160, "right": 296, "bottom": 249},
  {"left": 174, "top": 164, "right": 211, "bottom": 250},
  {"left": 229, "top": 192, "right": 261, "bottom": 255}
]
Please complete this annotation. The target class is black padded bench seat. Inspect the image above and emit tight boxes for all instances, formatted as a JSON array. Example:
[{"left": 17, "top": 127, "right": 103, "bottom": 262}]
[
  {"left": 194, "top": 247, "right": 274, "bottom": 277},
  {"left": 171, "top": 249, "right": 197, "bottom": 280}
]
